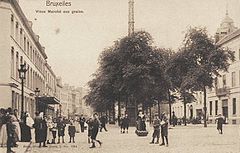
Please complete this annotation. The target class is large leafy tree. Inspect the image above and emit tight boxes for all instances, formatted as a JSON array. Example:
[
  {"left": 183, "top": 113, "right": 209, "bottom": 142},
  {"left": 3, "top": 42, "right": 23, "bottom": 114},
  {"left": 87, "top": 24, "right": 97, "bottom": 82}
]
[
  {"left": 85, "top": 31, "right": 170, "bottom": 119},
  {"left": 167, "top": 27, "right": 235, "bottom": 127}
]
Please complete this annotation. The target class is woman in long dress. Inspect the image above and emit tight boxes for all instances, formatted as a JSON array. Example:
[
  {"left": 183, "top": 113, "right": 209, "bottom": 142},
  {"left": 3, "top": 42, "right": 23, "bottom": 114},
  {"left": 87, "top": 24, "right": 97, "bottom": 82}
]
[
  {"left": 21, "top": 112, "right": 32, "bottom": 142},
  {"left": 13, "top": 109, "right": 21, "bottom": 143},
  {"left": 0, "top": 108, "right": 7, "bottom": 147},
  {"left": 33, "top": 112, "right": 47, "bottom": 147}
]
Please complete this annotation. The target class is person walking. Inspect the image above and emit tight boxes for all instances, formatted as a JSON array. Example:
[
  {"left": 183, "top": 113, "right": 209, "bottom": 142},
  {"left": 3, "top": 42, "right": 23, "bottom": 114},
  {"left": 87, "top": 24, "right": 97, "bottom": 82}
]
[
  {"left": 57, "top": 117, "right": 66, "bottom": 143},
  {"left": 216, "top": 114, "right": 224, "bottom": 134},
  {"left": 122, "top": 114, "right": 130, "bottom": 133},
  {"left": 33, "top": 112, "right": 48, "bottom": 147},
  {"left": 150, "top": 114, "right": 160, "bottom": 144},
  {"left": 90, "top": 113, "right": 102, "bottom": 148},
  {"left": 100, "top": 115, "right": 108, "bottom": 132},
  {"left": 79, "top": 114, "right": 86, "bottom": 133},
  {"left": 68, "top": 120, "right": 76, "bottom": 143},
  {"left": 160, "top": 112, "right": 169, "bottom": 147}
]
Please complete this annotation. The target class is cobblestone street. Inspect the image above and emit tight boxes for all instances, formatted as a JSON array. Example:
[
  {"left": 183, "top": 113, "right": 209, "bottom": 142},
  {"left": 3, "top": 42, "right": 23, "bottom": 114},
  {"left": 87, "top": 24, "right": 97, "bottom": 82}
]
[{"left": 1, "top": 124, "right": 239, "bottom": 153}]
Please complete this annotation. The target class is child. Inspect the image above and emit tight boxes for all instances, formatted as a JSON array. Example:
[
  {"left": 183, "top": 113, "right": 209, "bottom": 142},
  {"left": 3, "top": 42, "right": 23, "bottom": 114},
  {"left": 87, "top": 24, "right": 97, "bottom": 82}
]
[
  {"left": 57, "top": 117, "right": 66, "bottom": 143},
  {"left": 68, "top": 121, "right": 76, "bottom": 143},
  {"left": 51, "top": 119, "right": 57, "bottom": 144},
  {"left": 150, "top": 114, "right": 160, "bottom": 144},
  {"left": 86, "top": 117, "right": 93, "bottom": 144}
]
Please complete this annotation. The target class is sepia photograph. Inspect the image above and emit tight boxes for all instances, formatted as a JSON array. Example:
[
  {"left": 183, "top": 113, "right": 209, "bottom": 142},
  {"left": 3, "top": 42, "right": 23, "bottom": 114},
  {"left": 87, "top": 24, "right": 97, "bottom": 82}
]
[{"left": 0, "top": 0, "right": 240, "bottom": 152}]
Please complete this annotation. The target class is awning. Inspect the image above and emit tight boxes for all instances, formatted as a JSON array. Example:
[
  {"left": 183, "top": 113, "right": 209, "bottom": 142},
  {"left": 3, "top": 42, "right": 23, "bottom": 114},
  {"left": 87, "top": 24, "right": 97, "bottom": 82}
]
[{"left": 36, "top": 97, "right": 60, "bottom": 105}]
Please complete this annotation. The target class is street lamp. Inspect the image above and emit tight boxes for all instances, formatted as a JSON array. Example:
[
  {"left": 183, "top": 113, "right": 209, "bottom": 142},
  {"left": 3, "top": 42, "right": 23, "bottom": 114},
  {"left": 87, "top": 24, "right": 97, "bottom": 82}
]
[
  {"left": 34, "top": 88, "right": 40, "bottom": 112},
  {"left": 18, "top": 62, "right": 28, "bottom": 120}
]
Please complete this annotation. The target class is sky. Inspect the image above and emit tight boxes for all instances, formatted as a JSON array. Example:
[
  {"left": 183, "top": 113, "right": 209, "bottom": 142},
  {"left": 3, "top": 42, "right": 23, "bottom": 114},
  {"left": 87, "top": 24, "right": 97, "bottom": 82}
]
[{"left": 19, "top": 0, "right": 240, "bottom": 87}]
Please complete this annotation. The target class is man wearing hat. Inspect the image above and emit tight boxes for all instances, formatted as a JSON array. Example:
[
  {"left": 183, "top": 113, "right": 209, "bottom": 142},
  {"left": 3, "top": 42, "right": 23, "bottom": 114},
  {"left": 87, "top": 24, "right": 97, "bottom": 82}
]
[
  {"left": 150, "top": 113, "right": 160, "bottom": 144},
  {"left": 216, "top": 114, "right": 224, "bottom": 134}
]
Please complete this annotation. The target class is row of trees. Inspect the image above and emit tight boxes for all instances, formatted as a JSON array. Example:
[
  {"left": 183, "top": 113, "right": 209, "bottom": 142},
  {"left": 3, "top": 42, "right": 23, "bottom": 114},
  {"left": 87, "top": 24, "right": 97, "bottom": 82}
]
[{"left": 84, "top": 27, "right": 234, "bottom": 127}]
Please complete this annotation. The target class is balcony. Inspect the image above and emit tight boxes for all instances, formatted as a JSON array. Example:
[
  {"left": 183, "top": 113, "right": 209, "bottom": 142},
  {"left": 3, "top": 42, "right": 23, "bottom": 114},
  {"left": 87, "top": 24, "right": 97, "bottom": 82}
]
[{"left": 216, "top": 87, "right": 230, "bottom": 97}]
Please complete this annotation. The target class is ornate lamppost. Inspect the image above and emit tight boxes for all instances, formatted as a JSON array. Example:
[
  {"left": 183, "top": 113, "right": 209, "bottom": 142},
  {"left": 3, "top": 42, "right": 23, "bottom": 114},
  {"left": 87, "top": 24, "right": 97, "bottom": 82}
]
[
  {"left": 18, "top": 62, "right": 28, "bottom": 120},
  {"left": 34, "top": 88, "right": 40, "bottom": 112}
]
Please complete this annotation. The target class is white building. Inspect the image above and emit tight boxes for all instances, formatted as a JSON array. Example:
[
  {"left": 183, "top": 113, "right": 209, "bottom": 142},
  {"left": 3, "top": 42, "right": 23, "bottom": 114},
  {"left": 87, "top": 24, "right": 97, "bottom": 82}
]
[
  {"left": 0, "top": 0, "right": 59, "bottom": 117},
  {"left": 207, "top": 11, "right": 240, "bottom": 124}
]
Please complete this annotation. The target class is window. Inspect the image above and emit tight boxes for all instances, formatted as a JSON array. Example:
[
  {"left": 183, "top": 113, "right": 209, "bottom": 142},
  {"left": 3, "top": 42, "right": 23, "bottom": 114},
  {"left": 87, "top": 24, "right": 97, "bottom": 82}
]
[
  {"left": 11, "top": 15, "right": 14, "bottom": 36},
  {"left": 222, "top": 75, "right": 226, "bottom": 87},
  {"left": 209, "top": 101, "right": 212, "bottom": 116},
  {"left": 11, "top": 47, "right": 14, "bottom": 77},
  {"left": 11, "top": 14, "right": 14, "bottom": 22},
  {"left": 215, "top": 100, "right": 218, "bottom": 115},
  {"left": 232, "top": 72, "right": 236, "bottom": 87},
  {"left": 24, "top": 37, "right": 26, "bottom": 51},
  {"left": 15, "top": 22, "right": 19, "bottom": 41},
  {"left": 233, "top": 98, "right": 236, "bottom": 115},
  {"left": 16, "top": 52, "right": 19, "bottom": 79}
]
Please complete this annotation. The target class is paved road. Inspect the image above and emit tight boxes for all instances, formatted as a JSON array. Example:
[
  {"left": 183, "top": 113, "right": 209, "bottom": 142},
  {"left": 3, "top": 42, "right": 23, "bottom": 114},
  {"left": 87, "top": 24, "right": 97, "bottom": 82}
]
[{"left": 1, "top": 124, "right": 240, "bottom": 153}]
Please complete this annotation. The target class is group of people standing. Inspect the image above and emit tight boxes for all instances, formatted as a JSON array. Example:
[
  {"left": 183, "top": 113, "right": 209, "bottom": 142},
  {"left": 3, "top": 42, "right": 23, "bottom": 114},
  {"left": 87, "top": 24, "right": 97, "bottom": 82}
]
[
  {"left": 150, "top": 112, "right": 169, "bottom": 147},
  {"left": 119, "top": 114, "right": 130, "bottom": 133}
]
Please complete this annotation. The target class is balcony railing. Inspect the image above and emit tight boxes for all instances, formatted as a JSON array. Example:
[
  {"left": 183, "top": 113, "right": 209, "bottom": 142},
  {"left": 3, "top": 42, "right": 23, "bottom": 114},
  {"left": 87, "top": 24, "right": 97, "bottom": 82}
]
[{"left": 216, "top": 86, "right": 230, "bottom": 97}]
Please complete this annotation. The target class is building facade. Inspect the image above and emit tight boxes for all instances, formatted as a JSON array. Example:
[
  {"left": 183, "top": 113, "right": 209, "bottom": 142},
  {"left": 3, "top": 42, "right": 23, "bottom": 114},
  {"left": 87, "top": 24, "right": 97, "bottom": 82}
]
[
  {"left": 207, "top": 12, "right": 240, "bottom": 124},
  {"left": 0, "top": 0, "right": 58, "bottom": 117}
]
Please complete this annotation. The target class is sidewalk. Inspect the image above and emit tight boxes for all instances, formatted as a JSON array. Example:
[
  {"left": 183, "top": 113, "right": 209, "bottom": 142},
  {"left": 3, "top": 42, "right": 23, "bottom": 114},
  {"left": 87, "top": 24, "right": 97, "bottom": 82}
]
[{"left": 0, "top": 141, "right": 31, "bottom": 153}]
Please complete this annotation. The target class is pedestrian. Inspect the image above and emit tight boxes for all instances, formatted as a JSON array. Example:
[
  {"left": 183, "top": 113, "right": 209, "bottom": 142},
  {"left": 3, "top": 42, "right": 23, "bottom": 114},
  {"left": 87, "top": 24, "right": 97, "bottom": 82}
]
[
  {"left": 136, "top": 111, "right": 146, "bottom": 131},
  {"left": 100, "top": 115, "right": 108, "bottom": 132},
  {"left": 13, "top": 109, "right": 21, "bottom": 144},
  {"left": 57, "top": 117, "right": 66, "bottom": 143},
  {"left": 150, "top": 114, "right": 160, "bottom": 144},
  {"left": 6, "top": 109, "right": 17, "bottom": 153},
  {"left": 160, "top": 112, "right": 169, "bottom": 147},
  {"left": 51, "top": 119, "right": 57, "bottom": 144},
  {"left": 22, "top": 112, "right": 33, "bottom": 142},
  {"left": 122, "top": 114, "right": 130, "bottom": 133},
  {"left": 86, "top": 117, "right": 93, "bottom": 144},
  {"left": 68, "top": 120, "right": 76, "bottom": 143},
  {"left": 89, "top": 113, "right": 102, "bottom": 148},
  {"left": 172, "top": 111, "right": 177, "bottom": 127},
  {"left": 120, "top": 114, "right": 124, "bottom": 133},
  {"left": 33, "top": 112, "right": 47, "bottom": 147},
  {"left": 216, "top": 114, "right": 224, "bottom": 134},
  {"left": 0, "top": 108, "right": 8, "bottom": 147},
  {"left": 74, "top": 116, "right": 80, "bottom": 133},
  {"left": 46, "top": 115, "right": 54, "bottom": 144},
  {"left": 79, "top": 114, "right": 86, "bottom": 133}
]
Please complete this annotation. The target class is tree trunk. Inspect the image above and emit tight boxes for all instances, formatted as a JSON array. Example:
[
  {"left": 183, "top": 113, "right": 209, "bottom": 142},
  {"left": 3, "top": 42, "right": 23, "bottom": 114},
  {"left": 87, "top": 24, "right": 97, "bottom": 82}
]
[
  {"left": 157, "top": 100, "right": 160, "bottom": 118},
  {"left": 149, "top": 107, "right": 152, "bottom": 124},
  {"left": 112, "top": 102, "right": 116, "bottom": 123},
  {"left": 168, "top": 90, "right": 172, "bottom": 125},
  {"left": 203, "top": 86, "right": 207, "bottom": 127},
  {"left": 118, "top": 100, "right": 121, "bottom": 117},
  {"left": 184, "top": 96, "right": 187, "bottom": 126}
]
